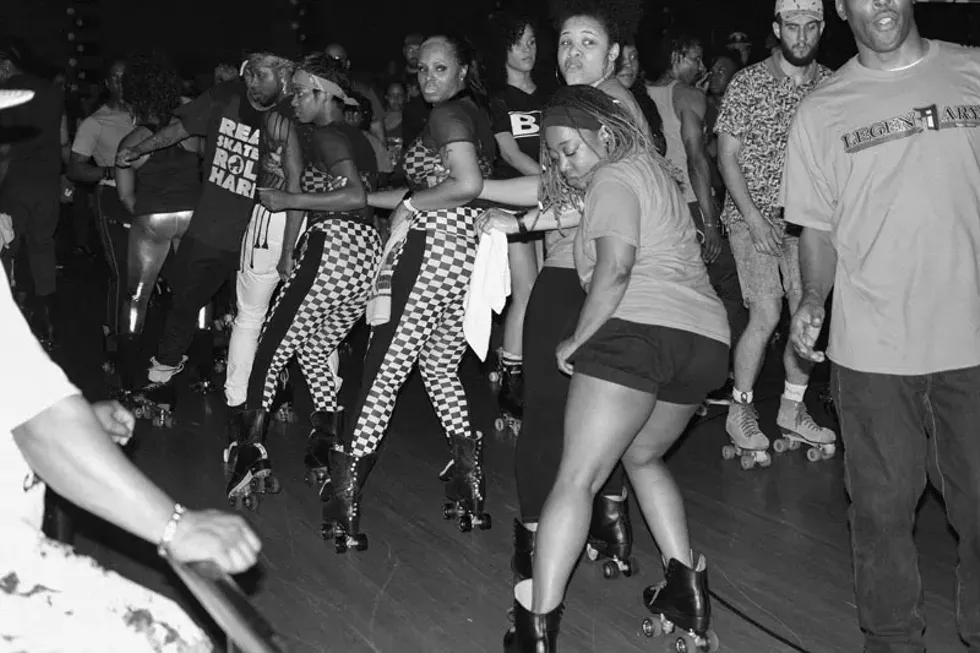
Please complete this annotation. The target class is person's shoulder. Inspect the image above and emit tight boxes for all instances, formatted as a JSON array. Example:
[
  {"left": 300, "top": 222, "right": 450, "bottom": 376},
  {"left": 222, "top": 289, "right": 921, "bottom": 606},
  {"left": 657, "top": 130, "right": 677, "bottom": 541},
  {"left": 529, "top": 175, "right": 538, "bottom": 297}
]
[{"left": 934, "top": 39, "right": 980, "bottom": 69}]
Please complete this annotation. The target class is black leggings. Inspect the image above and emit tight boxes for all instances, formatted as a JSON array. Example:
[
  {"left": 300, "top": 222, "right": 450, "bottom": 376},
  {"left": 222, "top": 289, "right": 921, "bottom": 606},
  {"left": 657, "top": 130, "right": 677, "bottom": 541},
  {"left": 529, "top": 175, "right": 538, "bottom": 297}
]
[{"left": 516, "top": 266, "right": 625, "bottom": 523}]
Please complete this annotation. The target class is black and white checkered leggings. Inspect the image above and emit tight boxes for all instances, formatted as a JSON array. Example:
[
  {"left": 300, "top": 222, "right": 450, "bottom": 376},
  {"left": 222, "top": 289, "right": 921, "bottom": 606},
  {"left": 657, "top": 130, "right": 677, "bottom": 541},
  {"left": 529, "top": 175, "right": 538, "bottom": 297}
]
[
  {"left": 246, "top": 219, "right": 381, "bottom": 412},
  {"left": 348, "top": 208, "right": 478, "bottom": 457}
]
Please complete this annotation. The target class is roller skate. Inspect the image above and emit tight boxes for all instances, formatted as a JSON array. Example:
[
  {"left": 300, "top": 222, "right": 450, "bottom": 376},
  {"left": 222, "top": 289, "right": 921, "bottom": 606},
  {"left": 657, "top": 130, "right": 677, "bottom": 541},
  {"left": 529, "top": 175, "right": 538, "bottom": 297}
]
[
  {"left": 494, "top": 364, "right": 524, "bottom": 437},
  {"left": 773, "top": 397, "right": 837, "bottom": 462},
  {"left": 503, "top": 580, "right": 562, "bottom": 653},
  {"left": 223, "top": 409, "right": 280, "bottom": 511},
  {"left": 120, "top": 356, "right": 183, "bottom": 428},
  {"left": 723, "top": 402, "right": 772, "bottom": 470},
  {"left": 321, "top": 447, "right": 376, "bottom": 554},
  {"left": 586, "top": 492, "right": 635, "bottom": 579},
  {"left": 641, "top": 553, "right": 719, "bottom": 652},
  {"left": 304, "top": 410, "right": 343, "bottom": 497},
  {"left": 442, "top": 431, "right": 493, "bottom": 532}
]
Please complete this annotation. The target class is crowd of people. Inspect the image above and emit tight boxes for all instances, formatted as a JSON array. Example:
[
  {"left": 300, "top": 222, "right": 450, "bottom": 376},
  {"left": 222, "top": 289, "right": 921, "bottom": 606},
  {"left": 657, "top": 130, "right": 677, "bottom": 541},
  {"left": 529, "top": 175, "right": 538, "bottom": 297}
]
[{"left": 2, "top": 0, "right": 980, "bottom": 651}]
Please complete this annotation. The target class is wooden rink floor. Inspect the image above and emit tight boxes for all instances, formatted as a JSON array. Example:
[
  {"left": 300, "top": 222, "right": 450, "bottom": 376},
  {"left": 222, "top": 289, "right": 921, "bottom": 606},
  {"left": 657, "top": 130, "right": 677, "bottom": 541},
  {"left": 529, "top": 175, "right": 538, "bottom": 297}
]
[{"left": 47, "top": 259, "right": 968, "bottom": 653}]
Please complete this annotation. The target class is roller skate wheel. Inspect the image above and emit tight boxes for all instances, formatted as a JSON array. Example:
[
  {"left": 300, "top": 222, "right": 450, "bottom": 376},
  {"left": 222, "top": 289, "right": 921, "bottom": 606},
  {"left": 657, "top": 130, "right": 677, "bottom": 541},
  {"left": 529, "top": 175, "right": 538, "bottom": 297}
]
[
  {"left": 352, "top": 534, "right": 369, "bottom": 552},
  {"left": 703, "top": 630, "right": 720, "bottom": 652},
  {"left": 758, "top": 451, "right": 772, "bottom": 468},
  {"left": 134, "top": 406, "right": 146, "bottom": 419},
  {"left": 494, "top": 417, "right": 507, "bottom": 433},
  {"left": 721, "top": 445, "right": 736, "bottom": 460},
  {"left": 262, "top": 475, "right": 281, "bottom": 494},
  {"left": 823, "top": 443, "right": 836, "bottom": 457},
  {"left": 601, "top": 561, "right": 619, "bottom": 580},
  {"left": 641, "top": 617, "right": 661, "bottom": 638},
  {"left": 695, "top": 404, "right": 708, "bottom": 417},
  {"left": 102, "top": 361, "right": 114, "bottom": 374},
  {"left": 621, "top": 558, "right": 636, "bottom": 577},
  {"left": 788, "top": 438, "right": 802, "bottom": 451},
  {"left": 739, "top": 454, "right": 755, "bottom": 470},
  {"left": 511, "top": 421, "right": 522, "bottom": 436},
  {"left": 305, "top": 470, "right": 317, "bottom": 487},
  {"left": 488, "top": 371, "right": 501, "bottom": 384},
  {"left": 585, "top": 544, "right": 599, "bottom": 562},
  {"left": 458, "top": 514, "right": 473, "bottom": 533},
  {"left": 772, "top": 438, "right": 788, "bottom": 454},
  {"left": 443, "top": 503, "right": 456, "bottom": 520},
  {"left": 477, "top": 513, "right": 492, "bottom": 530},
  {"left": 806, "top": 447, "right": 823, "bottom": 463},
  {"left": 163, "top": 414, "right": 175, "bottom": 428},
  {"left": 320, "top": 525, "right": 331, "bottom": 540},
  {"left": 334, "top": 538, "right": 349, "bottom": 554},
  {"left": 243, "top": 494, "right": 259, "bottom": 511}
]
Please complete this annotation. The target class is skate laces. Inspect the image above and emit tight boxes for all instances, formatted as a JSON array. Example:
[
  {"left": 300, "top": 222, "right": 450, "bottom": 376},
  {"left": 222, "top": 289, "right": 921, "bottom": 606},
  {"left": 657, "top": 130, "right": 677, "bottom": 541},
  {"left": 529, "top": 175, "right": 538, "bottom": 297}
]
[
  {"left": 735, "top": 403, "right": 763, "bottom": 436},
  {"left": 795, "top": 404, "right": 821, "bottom": 431}
]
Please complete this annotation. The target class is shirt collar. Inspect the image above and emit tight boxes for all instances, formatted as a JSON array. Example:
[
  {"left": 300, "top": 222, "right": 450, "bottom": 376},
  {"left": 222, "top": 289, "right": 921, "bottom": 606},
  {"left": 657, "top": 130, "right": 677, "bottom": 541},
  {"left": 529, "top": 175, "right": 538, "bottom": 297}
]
[{"left": 766, "top": 51, "right": 820, "bottom": 86}]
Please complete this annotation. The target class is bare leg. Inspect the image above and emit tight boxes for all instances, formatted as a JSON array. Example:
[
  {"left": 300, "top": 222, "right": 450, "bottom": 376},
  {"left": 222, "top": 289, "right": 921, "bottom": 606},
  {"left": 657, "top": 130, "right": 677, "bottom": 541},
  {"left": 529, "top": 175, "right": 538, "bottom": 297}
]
[{"left": 501, "top": 240, "right": 538, "bottom": 357}]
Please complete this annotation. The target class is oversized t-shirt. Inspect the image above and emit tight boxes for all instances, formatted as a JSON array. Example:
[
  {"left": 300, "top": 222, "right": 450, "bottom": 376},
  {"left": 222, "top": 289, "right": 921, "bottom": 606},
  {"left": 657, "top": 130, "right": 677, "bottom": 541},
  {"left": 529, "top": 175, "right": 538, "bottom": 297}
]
[
  {"left": 0, "top": 263, "right": 80, "bottom": 550},
  {"left": 574, "top": 153, "right": 729, "bottom": 346},
  {"left": 176, "top": 80, "right": 264, "bottom": 252},
  {"left": 545, "top": 77, "right": 650, "bottom": 269},
  {"left": 491, "top": 85, "right": 543, "bottom": 179},
  {"left": 782, "top": 39, "right": 980, "bottom": 375}
]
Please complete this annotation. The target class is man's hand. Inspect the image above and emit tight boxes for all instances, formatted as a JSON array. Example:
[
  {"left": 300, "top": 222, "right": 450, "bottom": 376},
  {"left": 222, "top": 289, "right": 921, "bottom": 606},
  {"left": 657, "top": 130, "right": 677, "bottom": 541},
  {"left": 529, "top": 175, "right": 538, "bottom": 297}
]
[
  {"left": 167, "top": 509, "right": 262, "bottom": 575},
  {"left": 700, "top": 224, "right": 723, "bottom": 264},
  {"left": 746, "top": 213, "right": 784, "bottom": 257},
  {"left": 92, "top": 400, "right": 135, "bottom": 446},
  {"left": 115, "top": 147, "right": 140, "bottom": 168},
  {"left": 257, "top": 188, "right": 291, "bottom": 213},
  {"left": 276, "top": 252, "right": 295, "bottom": 282},
  {"left": 789, "top": 299, "right": 826, "bottom": 363}
]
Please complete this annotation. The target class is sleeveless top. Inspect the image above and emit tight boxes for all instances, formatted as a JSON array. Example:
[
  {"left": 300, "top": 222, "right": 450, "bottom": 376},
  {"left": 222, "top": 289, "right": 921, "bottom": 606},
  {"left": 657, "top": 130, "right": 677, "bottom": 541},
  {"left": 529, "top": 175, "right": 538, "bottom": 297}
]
[
  {"left": 645, "top": 81, "right": 697, "bottom": 203},
  {"left": 134, "top": 140, "right": 201, "bottom": 216}
]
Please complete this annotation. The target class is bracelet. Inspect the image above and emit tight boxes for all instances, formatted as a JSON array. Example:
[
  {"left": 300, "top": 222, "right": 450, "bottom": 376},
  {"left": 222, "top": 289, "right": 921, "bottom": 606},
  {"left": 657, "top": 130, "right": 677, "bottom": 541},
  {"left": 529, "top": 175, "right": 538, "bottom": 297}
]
[
  {"left": 515, "top": 211, "right": 528, "bottom": 236},
  {"left": 156, "top": 503, "right": 187, "bottom": 558}
]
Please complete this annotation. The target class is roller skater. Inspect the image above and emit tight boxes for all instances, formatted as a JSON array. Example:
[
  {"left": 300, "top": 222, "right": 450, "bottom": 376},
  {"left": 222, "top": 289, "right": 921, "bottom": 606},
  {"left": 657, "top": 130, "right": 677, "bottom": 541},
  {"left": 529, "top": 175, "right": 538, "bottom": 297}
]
[
  {"left": 224, "top": 408, "right": 281, "bottom": 511},
  {"left": 585, "top": 490, "right": 635, "bottom": 580},
  {"left": 442, "top": 431, "right": 492, "bottom": 532},
  {"left": 641, "top": 553, "right": 719, "bottom": 652}
]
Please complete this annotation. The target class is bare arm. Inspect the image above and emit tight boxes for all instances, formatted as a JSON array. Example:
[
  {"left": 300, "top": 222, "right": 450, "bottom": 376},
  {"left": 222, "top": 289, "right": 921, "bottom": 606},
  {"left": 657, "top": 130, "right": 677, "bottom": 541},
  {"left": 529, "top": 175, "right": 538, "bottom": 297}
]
[
  {"left": 68, "top": 152, "right": 108, "bottom": 184},
  {"left": 717, "top": 132, "right": 764, "bottom": 224},
  {"left": 568, "top": 236, "right": 634, "bottom": 348},
  {"left": 130, "top": 121, "right": 191, "bottom": 158},
  {"left": 478, "top": 175, "right": 540, "bottom": 207},
  {"left": 114, "top": 128, "right": 150, "bottom": 213},
  {"left": 13, "top": 395, "right": 175, "bottom": 545},
  {"left": 368, "top": 187, "right": 411, "bottom": 210},
  {"left": 799, "top": 227, "right": 837, "bottom": 306},
  {"left": 282, "top": 158, "right": 366, "bottom": 212},
  {"left": 494, "top": 132, "right": 541, "bottom": 177},
  {"left": 410, "top": 141, "right": 484, "bottom": 211},
  {"left": 278, "top": 121, "right": 305, "bottom": 261},
  {"left": 677, "top": 86, "right": 717, "bottom": 227}
]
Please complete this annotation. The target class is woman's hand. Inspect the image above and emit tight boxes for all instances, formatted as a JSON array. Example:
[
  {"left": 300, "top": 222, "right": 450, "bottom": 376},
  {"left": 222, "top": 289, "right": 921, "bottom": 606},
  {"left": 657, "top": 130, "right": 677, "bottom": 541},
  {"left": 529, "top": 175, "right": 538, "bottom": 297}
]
[
  {"left": 257, "top": 188, "right": 290, "bottom": 213},
  {"left": 555, "top": 338, "right": 579, "bottom": 376},
  {"left": 475, "top": 208, "right": 521, "bottom": 236},
  {"left": 91, "top": 400, "right": 135, "bottom": 446},
  {"left": 166, "top": 509, "right": 262, "bottom": 575},
  {"left": 276, "top": 251, "right": 295, "bottom": 282}
]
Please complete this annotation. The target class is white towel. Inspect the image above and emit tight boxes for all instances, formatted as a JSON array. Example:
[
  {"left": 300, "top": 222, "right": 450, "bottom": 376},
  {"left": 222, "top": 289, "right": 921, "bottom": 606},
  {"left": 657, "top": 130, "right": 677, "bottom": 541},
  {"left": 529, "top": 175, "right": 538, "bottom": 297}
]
[
  {"left": 0, "top": 213, "right": 13, "bottom": 250},
  {"left": 464, "top": 229, "right": 511, "bottom": 361},
  {"left": 366, "top": 218, "right": 411, "bottom": 326}
]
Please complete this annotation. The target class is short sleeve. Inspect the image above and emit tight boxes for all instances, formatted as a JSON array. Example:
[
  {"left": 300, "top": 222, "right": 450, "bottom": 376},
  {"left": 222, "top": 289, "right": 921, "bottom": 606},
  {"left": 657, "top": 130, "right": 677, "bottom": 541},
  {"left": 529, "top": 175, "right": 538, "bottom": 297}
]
[
  {"left": 0, "top": 267, "right": 79, "bottom": 433},
  {"left": 781, "top": 107, "right": 835, "bottom": 231},
  {"left": 428, "top": 101, "right": 478, "bottom": 149},
  {"left": 175, "top": 84, "right": 226, "bottom": 137},
  {"left": 583, "top": 171, "right": 641, "bottom": 248},
  {"left": 714, "top": 71, "right": 751, "bottom": 139},
  {"left": 314, "top": 127, "right": 354, "bottom": 171},
  {"left": 70, "top": 115, "right": 99, "bottom": 158},
  {"left": 490, "top": 96, "right": 511, "bottom": 135}
]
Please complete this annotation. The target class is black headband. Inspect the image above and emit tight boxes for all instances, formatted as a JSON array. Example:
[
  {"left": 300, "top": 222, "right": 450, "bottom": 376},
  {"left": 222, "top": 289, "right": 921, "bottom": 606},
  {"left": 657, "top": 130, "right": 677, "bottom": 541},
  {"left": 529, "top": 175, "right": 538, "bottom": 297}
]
[{"left": 541, "top": 105, "right": 602, "bottom": 132}]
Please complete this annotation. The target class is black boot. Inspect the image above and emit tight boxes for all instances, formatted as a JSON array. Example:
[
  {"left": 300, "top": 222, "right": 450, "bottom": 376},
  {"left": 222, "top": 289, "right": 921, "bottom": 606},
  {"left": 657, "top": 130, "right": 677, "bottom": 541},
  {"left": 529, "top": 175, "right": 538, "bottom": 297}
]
[
  {"left": 321, "top": 447, "right": 376, "bottom": 554},
  {"left": 503, "top": 580, "right": 562, "bottom": 652},
  {"left": 224, "top": 408, "right": 279, "bottom": 511},
  {"left": 512, "top": 519, "right": 536, "bottom": 581},
  {"left": 305, "top": 410, "right": 344, "bottom": 496},
  {"left": 586, "top": 492, "right": 635, "bottom": 579},
  {"left": 642, "top": 553, "right": 717, "bottom": 651},
  {"left": 443, "top": 432, "right": 492, "bottom": 532}
]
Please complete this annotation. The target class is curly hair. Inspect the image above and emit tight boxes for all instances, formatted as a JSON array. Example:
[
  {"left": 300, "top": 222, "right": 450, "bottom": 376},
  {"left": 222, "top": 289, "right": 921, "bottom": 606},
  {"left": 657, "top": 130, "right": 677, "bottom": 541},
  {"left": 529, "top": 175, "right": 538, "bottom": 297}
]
[
  {"left": 122, "top": 51, "right": 183, "bottom": 127},
  {"left": 298, "top": 52, "right": 352, "bottom": 95},
  {"left": 549, "top": 0, "right": 645, "bottom": 48},
  {"left": 485, "top": 9, "right": 536, "bottom": 91}
]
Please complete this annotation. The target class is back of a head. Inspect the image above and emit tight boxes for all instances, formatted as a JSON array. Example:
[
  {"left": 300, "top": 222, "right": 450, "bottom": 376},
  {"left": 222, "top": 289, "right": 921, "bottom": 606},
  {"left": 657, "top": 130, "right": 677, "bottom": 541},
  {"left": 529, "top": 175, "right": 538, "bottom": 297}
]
[{"left": 653, "top": 31, "right": 701, "bottom": 79}]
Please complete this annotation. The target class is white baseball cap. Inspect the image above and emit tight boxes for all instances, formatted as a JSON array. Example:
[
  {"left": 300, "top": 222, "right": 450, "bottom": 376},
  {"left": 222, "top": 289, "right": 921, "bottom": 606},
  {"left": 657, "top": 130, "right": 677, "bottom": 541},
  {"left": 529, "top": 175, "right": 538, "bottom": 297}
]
[
  {"left": 775, "top": 0, "right": 824, "bottom": 20},
  {"left": 0, "top": 89, "right": 34, "bottom": 110}
]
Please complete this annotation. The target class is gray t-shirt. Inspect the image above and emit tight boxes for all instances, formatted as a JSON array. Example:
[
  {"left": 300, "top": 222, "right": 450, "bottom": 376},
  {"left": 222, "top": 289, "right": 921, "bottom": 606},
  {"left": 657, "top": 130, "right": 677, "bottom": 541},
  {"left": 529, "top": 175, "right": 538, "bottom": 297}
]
[{"left": 783, "top": 40, "right": 980, "bottom": 374}]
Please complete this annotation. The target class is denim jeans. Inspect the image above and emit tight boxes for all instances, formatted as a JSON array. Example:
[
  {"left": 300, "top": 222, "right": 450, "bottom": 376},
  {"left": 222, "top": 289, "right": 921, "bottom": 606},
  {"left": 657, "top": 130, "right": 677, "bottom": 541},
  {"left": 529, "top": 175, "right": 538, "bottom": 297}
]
[{"left": 833, "top": 363, "right": 980, "bottom": 653}]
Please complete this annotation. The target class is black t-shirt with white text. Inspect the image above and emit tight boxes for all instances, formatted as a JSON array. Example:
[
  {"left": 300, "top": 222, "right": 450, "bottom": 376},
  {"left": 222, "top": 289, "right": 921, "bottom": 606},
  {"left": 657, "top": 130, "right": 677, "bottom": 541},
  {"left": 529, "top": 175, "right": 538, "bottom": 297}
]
[
  {"left": 490, "top": 86, "right": 543, "bottom": 179},
  {"left": 176, "top": 80, "right": 264, "bottom": 252}
]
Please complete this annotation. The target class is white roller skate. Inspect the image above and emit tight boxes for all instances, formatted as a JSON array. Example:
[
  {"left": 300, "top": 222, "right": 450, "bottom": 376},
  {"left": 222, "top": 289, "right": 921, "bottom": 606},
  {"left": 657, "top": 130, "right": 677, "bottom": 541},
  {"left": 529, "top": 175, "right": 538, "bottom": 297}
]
[
  {"left": 773, "top": 397, "right": 837, "bottom": 462},
  {"left": 723, "top": 403, "right": 772, "bottom": 470}
]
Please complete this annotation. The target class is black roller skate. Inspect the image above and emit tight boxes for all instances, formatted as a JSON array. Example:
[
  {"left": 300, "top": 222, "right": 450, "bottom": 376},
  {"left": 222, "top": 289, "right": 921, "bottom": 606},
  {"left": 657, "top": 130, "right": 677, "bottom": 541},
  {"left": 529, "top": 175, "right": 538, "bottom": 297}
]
[
  {"left": 442, "top": 432, "right": 492, "bottom": 532},
  {"left": 586, "top": 492, "right": 636, "bottom": 579},
  {"left": 223, "top": 408, "right": 280, "bottom": 511},
  {"left": 494, "top": 364, "right": 524, "bottom": 438},
  {"left": 304, "top": 410, "right": 343, "bottom": 497},
  {"left": 321, "top": 447, "right": 376, "bottom": 554},
  {"left": 503, "top": 580, "right": 562, "bottom": 653},
  {"left": 641, "top": 553, "right": 719, "bottom": 652},
  {"left": 117, "top": 355, "right": 182, "bottom": 428}
]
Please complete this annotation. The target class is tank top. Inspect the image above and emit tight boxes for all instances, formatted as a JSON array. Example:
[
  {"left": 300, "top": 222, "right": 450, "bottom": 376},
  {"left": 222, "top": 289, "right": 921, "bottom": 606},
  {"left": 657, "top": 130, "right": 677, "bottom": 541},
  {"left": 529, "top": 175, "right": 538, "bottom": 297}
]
[
  {"left": 134, "top": 142, "right": 201, "bottom": 216},
  {"left": 645, "top": 81, "right": 697, "bottom": 203}
]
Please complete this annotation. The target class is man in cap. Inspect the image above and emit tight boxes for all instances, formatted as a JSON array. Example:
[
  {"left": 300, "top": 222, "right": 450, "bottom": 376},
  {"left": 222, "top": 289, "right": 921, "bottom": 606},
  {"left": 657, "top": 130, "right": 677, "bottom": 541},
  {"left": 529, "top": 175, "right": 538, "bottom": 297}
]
[
  {"left": 714, "top": 0, "right": 836, "bottom": 464},
  {"left": 786, "top": 0, "right": 980, "bottom": 649}
]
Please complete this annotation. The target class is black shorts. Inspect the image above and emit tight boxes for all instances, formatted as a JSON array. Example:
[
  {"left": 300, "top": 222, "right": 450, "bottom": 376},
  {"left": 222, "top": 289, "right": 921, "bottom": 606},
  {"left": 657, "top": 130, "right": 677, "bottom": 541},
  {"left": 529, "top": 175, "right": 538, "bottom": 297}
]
[{"left": 571, "top": 319, "right": 729, "bottom": 404}]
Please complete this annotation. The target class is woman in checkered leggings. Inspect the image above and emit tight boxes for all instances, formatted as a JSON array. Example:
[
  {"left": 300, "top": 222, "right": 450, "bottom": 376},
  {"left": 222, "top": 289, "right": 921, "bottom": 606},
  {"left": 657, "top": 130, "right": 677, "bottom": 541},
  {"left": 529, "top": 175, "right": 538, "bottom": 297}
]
[
  {"left": 320, "top": 34, "right": 498, "bottom": 553},
  {"left": 223, "top": 53, "right": 383, "bottom": 510}
]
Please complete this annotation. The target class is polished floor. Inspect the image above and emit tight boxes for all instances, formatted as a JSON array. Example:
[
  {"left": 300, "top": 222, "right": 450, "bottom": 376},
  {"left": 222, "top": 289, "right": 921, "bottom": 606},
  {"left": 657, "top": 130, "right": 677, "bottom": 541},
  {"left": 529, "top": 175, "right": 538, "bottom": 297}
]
[{"left": 45, "top": 254, "right": 968, "bottom": 653}]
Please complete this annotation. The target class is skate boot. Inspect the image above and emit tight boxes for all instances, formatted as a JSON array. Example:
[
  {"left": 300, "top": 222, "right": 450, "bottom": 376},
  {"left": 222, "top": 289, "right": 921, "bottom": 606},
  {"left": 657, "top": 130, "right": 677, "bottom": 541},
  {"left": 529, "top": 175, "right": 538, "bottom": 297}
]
[
  {"left": 774, "top": 397, "right": 837, "bottom": 462},
  {"left": 503, "top": 580, "right": 562, "bottom": 653},
  {"left": 442, "top": 432, "right": 492, "bottom": 532},
  {"left": 494, "top": 364, "right": 524, "bottom": 437},
  {"left": 223, "top": 409, "right": 280, "bottom": 511},
  {"left": 321, "top": 447, "right": 376, "bottom": 554},
  {"left": 304, "top": 410, "right": 344, "bottom": 497},
  {"left": 122, "top": 356, "right": 184, "bottom": 428},
  {"left": 641, "top": 553, "right": 719, "bottom": 652},
  {"left": 585, "top": 492, "right": 635, "bottom": 579},
  {"left": 511, "top": 520, "right": 536, "bottom": 581},
  {"left": 723, "top": 402, "right": 772, "bottom": 470}
]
